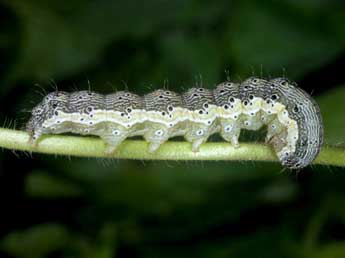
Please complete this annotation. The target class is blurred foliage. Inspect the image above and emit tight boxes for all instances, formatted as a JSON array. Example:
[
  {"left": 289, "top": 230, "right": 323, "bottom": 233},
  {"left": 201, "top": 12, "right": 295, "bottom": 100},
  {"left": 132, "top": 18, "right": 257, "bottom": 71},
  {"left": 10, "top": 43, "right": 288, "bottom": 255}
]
[
  {"left": 0, "top": 0, "right": 345, "bottom": 258},
  {"left": 317, "top": 86, "right": 345, "bottom": 144}
]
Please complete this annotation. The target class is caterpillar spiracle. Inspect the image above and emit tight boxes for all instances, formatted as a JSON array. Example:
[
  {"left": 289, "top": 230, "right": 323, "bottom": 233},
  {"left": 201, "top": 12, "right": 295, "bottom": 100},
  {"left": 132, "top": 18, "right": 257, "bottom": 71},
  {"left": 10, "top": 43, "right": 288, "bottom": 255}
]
[{"left": 26, "top": 77, "right": 323, "bottom": 169}]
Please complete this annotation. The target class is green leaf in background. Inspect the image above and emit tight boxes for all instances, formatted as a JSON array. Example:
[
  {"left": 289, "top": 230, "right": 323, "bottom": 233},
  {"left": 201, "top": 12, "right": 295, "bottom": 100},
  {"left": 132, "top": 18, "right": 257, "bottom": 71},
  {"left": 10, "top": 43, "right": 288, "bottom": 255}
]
[
  {"left": 140, "top": 225, "right": 296, "bottom": 258},
  {"left": 309, "top": 243, "right": 345, "bottom": 258},
  {"left": 227, "top": 0, "right": 345, "bottom": 79},
  {"left": 1, "top": 223, "right": 117, "bottom": 258},
  {"left": 25, "top": 171, "right": 83, "bottom": 198},
  {"left": 317, "top": 86, "right": 345, "bottom": 145},
  {"left": 1, "top": 224, "right": 69, "bottom": 258},
  {"left": 67, "top": 223, "right": 117, "bottom": 258},
  {"left": 154, "top": 32, "right": 223, "bottom": 87},
  {"left": 3, "top": 1, "right": 110, "bottom": 84},
  {"left": 1, "top": 0, "right": 189, "bottom": 86}
]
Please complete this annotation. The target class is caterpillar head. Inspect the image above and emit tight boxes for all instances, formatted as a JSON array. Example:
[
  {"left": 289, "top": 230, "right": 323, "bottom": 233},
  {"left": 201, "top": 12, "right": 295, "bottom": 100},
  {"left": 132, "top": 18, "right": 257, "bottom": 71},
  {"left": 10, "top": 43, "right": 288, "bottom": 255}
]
[
  {"left": 26, "top": 91, "right": 69, "bottom": 138},
  {"left": 26, "top": 103, "right": 46, "bottom": 135}
]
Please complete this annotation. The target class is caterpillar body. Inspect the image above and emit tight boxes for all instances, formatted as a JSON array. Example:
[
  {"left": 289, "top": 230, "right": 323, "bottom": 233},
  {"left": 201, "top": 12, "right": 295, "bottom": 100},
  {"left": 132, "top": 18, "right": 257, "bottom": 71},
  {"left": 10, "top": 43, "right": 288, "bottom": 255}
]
[{"left": 26, "top": 77, "right": 323, "bottom": 169}]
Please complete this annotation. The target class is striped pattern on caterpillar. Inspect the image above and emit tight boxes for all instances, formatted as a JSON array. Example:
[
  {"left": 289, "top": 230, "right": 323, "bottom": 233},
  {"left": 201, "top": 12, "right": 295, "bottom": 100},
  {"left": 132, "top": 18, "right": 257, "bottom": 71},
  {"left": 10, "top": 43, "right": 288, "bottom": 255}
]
[{"left": 26, "top": 77, "right": 323, "bottom": 169}]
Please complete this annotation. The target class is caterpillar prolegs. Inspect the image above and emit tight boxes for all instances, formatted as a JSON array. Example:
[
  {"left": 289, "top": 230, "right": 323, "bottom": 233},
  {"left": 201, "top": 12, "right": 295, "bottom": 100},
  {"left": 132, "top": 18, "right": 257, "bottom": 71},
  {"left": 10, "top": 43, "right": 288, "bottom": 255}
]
[{"left": 26, "top": 77, "right": 323, "bottom": 169}]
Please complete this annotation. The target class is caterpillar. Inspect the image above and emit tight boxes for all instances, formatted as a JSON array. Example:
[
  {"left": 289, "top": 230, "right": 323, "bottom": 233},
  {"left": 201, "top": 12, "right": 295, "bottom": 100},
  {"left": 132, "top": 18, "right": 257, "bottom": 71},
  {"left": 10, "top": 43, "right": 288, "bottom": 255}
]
[{"left": 26, "top": 77, "right": 323, "bottom": 169}]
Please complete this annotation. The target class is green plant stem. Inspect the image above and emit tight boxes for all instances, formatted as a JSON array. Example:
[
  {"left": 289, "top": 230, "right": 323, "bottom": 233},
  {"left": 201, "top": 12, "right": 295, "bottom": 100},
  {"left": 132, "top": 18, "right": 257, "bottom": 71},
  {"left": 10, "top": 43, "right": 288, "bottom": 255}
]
[{"left": 0, "top": 128, "right": 344, "bottom": 167}]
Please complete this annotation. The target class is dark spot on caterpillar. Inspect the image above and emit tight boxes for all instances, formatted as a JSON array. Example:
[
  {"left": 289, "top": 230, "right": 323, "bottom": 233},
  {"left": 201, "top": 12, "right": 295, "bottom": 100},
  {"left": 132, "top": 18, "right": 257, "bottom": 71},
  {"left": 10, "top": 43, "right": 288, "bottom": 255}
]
[
  {"left": 249, "top": 95, "right": 254, "bottom": 100},
  {"left": 35, "top": 108, "right": 43, "bottom": 113},
  {"left": 294, "top": 162, "right": 301, "bottom": 167},
  {"left": 271, "top": 94, "right": 278, "bottom": 100},
  {"left": 280, "top": 80, "right": 288, "bottom": 86},
  {"left": 196, "top": 129, "right": 204, "bottom": 136}
]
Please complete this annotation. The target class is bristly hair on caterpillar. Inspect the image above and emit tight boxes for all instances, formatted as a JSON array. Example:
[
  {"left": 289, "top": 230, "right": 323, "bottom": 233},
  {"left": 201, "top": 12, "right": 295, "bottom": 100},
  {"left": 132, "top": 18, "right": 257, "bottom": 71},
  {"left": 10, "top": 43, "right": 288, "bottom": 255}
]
[{"left": 26, "top": 77, "right": 323, "bottom": 169}]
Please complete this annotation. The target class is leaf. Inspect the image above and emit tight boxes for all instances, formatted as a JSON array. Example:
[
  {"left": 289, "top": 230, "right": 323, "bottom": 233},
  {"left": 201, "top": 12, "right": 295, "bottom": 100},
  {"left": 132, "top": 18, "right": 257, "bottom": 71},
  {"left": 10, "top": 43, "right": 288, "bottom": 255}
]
[
  {"left": 153, "top": 33, "right": 223, "bottom": 87},
  {"left": 141, "top": 225, "right": 296, "bottom": 258},
  {"left": 308, "top": 243, "right": 345, "bottom": 258},
  {"left": 4, "top": 1, "right": 109, "bottom": 83},
  {"left": 1, "top": 224, "right": 69, "bottom": 258},
  {"left": 25, "top": 171, "right": 82, "bottom": 198},
  {"left": 227, "top": 0, "right": 345, "bottom": 79},
  {"left": 1, "top": 0, "right": 190, "bottom": 86},
  {"left": 317, "top": 85, "right": 345, "bottom": 145}
]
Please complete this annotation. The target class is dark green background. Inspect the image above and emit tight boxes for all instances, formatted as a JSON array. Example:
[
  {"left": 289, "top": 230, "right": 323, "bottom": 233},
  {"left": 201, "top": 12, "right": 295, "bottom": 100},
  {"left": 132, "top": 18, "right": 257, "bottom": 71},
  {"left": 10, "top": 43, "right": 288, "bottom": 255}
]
[{"left": 1, "top": 0, "right": 345, "bottom": 257}]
